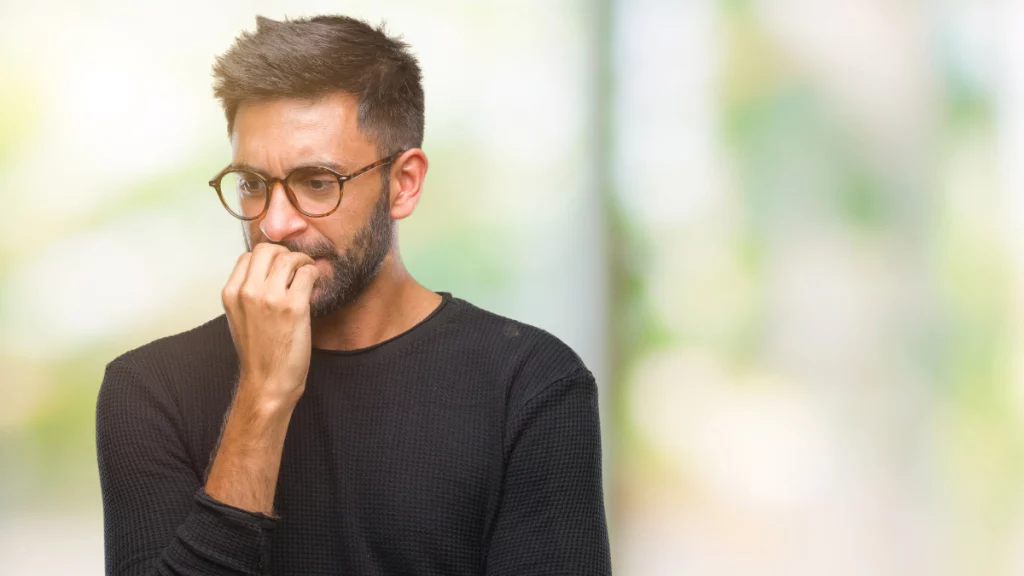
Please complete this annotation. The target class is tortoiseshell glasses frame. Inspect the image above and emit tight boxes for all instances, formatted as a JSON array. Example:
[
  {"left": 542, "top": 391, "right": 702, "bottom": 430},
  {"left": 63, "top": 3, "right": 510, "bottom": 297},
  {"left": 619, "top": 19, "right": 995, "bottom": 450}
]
[{"left": 208, "top": 150, "right": 404, "bottom": 220}]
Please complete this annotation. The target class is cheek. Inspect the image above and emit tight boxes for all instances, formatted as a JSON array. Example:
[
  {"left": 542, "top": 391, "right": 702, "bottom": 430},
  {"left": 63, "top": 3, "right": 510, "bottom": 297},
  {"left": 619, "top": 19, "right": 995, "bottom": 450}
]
[{"left": 316, "top": 218, "right": 355, "bottom": 251}]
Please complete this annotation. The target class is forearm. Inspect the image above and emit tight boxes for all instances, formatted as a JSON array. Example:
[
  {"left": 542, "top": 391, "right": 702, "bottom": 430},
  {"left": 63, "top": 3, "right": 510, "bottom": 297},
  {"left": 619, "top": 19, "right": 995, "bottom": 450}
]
[{"left": 204, "top": 381, "right": 296, "bottom": 517}]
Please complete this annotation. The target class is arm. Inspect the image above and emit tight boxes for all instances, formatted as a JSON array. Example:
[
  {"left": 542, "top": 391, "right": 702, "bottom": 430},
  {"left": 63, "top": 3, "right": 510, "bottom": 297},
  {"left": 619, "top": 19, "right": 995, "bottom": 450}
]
[
  {"left": 96, "top": 244, "right": 320, "bottom": 575},
  {"left": 204, "top": 381, "right": 294, "bottom": 517},
  {"left": 96, "top": 359, "right": 282, "bottom": 575},
  {"left": 484, "top": 369, "right": 613, "bottom": 575}
]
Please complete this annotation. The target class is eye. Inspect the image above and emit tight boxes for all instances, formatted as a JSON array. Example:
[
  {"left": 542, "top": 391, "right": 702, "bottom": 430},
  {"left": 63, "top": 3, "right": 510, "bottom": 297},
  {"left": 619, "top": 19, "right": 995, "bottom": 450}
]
[
  {"left": 291, "top": 171, "right": 340, "bottom": 196},
  {"left": 239, "top": 178, "right": 264, "bottom": 194},
  {"left": 225, "top": 171, "right": 265, "bottom": 197},
  {"left": 305, "top": 178, "right": 333, "bottom": 190}
]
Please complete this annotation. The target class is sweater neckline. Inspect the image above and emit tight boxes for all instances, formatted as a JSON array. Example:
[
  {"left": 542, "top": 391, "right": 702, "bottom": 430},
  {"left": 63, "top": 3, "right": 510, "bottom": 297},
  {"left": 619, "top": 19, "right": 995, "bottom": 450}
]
[{"left": 308, "top": 291, "right": 454, "bottom": 360}]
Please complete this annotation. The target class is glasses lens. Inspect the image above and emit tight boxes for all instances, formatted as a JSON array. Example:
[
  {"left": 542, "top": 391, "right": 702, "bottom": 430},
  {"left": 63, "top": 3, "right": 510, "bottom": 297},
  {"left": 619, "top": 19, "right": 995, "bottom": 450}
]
[
  {"left": 219, "top": 171, "right": 267, "bottom": 219},
  {"left": 286, "top": 167, "right": 342, "bottom": 216}
]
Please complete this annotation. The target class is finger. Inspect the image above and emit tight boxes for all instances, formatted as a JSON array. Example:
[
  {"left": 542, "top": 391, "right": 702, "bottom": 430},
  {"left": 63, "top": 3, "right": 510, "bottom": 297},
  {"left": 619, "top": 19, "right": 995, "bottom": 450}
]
[
  {"left": 244, "top": 242, "right": 288, "bottom": 285},
  {"left": 288, "top": 264, "right": 320, "bottom": 299},
  {"left": 222, "top": 252, "right": 252, "bottom": 309},
  {"left": 267, "top": 252, "right": 315, "bottom": 292}
]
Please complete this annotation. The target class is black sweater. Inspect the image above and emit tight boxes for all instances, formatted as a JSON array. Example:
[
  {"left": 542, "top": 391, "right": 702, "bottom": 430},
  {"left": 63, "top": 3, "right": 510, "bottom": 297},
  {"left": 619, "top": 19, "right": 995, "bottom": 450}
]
[{"left": 95, "top": 292, "right": 612, "bottom": 575}]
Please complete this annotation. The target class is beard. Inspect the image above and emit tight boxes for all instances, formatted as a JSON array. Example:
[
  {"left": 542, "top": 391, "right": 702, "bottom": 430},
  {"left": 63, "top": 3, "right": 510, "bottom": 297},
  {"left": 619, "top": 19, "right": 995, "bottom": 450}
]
[{"left": 245, "top": 173, "right": 393, "bottom": 318}]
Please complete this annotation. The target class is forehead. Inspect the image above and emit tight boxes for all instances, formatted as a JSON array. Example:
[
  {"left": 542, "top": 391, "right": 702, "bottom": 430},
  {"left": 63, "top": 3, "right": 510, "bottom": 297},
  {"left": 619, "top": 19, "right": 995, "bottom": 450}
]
[{"left": 230, "top": 92, "right": 373, "bottom": 168}]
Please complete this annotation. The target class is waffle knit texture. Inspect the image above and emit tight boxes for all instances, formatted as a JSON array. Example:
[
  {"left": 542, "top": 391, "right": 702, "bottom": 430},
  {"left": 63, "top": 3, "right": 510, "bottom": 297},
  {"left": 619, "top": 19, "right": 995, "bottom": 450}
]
[{"left": 96, "top": 292, "right": 612, "bottom": 575}]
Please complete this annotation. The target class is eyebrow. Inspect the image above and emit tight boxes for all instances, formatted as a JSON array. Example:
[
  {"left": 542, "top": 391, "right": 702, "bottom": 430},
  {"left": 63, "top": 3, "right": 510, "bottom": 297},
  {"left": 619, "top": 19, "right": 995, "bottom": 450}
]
[{"left": 230, "top": 160, "right": 350, "bottom": 175}]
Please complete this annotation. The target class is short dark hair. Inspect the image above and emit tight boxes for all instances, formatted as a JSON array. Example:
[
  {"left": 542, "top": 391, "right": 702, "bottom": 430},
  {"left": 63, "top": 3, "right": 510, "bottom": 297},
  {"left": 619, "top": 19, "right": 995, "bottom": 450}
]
[{"left": 212, "top": 15, "right": 424, "bottom": 156}]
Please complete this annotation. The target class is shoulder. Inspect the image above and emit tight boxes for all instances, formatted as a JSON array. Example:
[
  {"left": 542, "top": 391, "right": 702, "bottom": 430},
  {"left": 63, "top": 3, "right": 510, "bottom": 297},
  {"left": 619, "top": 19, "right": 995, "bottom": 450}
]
[
  {"left": 443, "top": 296, "right": 593, "bottom": 410},
  {"left": 103, "top": 314, "right": 235, "bottom": 394}
]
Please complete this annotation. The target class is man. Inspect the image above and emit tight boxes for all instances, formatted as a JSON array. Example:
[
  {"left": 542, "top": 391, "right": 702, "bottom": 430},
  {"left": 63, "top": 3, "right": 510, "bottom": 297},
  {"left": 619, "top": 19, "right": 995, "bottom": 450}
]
[{"left": 94, "top": 13, "right": 611, "bottom": 576}]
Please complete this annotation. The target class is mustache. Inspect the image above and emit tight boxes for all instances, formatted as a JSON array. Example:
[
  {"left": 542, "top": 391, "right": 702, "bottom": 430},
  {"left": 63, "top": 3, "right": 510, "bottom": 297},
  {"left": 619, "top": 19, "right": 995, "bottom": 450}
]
[{"left": 255, "top": 238, "right": 338, "bottom": 260}]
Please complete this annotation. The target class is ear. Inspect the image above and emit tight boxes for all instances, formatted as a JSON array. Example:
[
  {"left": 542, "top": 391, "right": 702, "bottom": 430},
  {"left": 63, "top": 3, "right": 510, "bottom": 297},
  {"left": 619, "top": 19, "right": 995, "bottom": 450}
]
[{"left": 388, "top": 148, "right": 428, "bottom": 220}]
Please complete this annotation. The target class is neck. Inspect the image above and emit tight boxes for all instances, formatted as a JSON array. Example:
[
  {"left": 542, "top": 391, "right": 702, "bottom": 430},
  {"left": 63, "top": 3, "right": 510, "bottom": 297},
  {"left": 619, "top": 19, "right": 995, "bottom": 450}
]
[{"left": 309, "top": 250, "right": 442, "bottom": 352}]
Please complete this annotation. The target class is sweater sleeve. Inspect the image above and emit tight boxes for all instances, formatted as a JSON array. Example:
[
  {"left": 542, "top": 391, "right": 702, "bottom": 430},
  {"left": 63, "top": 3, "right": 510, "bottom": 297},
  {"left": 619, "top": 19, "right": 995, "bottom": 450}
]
[
  {"left": 484, "top": 369, "right": 613, "bottom": 575},
  {"left": 96, "top": 358, "right": 279, "bottom": 575}
]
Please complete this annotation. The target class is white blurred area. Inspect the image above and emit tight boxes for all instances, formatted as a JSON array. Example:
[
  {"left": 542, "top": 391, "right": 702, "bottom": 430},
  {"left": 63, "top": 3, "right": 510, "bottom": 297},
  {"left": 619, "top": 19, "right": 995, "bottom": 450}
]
[{"left": 1, "top": 0, "right": 1022, "bottom": 575}]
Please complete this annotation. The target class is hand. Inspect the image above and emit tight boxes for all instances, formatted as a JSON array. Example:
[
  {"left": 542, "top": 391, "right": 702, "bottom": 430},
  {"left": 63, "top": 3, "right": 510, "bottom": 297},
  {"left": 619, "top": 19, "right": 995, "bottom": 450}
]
[{"left": 221, "top": 242, "right": 320, "bottom": 410}]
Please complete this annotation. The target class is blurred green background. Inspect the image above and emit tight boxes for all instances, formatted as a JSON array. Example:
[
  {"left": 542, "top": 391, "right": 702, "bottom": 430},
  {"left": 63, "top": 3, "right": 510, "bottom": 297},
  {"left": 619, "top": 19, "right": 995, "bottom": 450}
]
[{"left": 1, "top": 0, "right": 1021, "bottom": 574}]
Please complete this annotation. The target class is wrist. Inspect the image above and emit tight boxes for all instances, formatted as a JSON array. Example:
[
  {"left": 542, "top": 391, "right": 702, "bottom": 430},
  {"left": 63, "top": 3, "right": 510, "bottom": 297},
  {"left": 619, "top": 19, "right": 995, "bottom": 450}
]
[{"left": 235, "top": 377, "right": 302, "bottom": 417}]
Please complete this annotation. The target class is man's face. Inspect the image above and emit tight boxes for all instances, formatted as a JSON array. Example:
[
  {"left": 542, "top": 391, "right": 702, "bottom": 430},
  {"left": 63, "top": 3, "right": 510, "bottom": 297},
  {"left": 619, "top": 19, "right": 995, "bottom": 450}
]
[{"left": 231, "top": 92, "right": 393, "bottom": 317}]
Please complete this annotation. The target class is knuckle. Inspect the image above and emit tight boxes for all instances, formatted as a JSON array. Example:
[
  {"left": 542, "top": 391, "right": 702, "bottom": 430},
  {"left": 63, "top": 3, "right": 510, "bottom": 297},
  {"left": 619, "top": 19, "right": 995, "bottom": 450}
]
[{"left": 239, "top": 286, "right": 259, "bottom": 301}]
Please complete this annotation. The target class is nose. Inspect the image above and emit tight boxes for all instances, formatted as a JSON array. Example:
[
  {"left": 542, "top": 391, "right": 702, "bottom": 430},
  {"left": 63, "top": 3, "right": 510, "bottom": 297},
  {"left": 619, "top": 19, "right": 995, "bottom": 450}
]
[{"left": 259, "top": 181, "right": 307, "bottom": 242}]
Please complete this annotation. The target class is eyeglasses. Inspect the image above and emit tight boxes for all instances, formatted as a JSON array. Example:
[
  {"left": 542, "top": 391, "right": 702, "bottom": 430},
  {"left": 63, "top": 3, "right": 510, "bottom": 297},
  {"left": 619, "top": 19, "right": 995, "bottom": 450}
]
[{"left": 208, "top": 151, "right": 403, "bottom": 220}]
